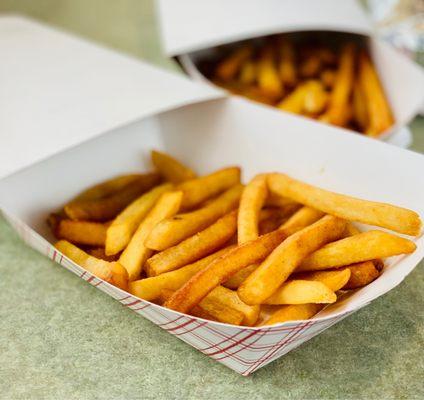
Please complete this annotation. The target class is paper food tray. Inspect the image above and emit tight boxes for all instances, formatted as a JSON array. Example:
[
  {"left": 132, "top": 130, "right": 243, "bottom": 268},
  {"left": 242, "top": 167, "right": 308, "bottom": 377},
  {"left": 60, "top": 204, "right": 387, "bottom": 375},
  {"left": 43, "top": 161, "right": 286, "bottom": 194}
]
[
  {"left": 158, "top": 0, "right": 424, "bottom": 147},
  {"left": 1, "top": 16, "right": 424, "bottom": 375}
]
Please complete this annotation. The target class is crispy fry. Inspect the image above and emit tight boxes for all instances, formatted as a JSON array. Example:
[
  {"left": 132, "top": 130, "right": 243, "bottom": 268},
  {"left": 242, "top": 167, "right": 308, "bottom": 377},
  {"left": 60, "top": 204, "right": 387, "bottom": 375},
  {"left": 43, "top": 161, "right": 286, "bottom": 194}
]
[
  {"left": 105, "top": 183, "right": 172, "bottom": 255},
  {"left": 164, "top": 229, "right": 288, "bottom": 313},
  {"left": 129, "top": 246, "right": 234, "bottom": 301},
  {"left": 64, "top": 173, "right": 161, "bottom": 221},
  {"left": 278, "top": 38, "right": 297, "bottom": 87},
  {"left": 87, "top": 247, "right": 119, "bottom": 262},
  {"left": 359, "top": 51, "right": 394, "bottom": 136},
  {"left": 352, "top": 80, "right": 368, "bottom": 131},
  {"left": 320, "top": 43, "right": 355, "bottom": 126},
  {"left": 320, "top": 69, "right": 336, "bottom": 88},
  {"left": 178, "top": 167, "right": 241, "bottom": 210},
  {"left": 146, "top": 211, "right": 237, "bottom": 276},
  {"left": 295, "top": 269, "right": 351, "bottom": 291},
  {"left": 279, "top": 206, "right": 325, "bottom": 236},
  {"left": 238, "top": 174, "right": 268, "bottom": 244},
  {"left": 239, "top": 60, "right": 256, "bottom": 85},
  {"left": 263, "top": 280, "right": 337, "bottom": 305},
  {"left": 342, "top": 261, "right": 380, "bottom": 289},
  {"left": 55, "top": 240, "right": 128, "bottom": 290},
  {"left": 259, "top": 303, "right": 323, "bottom": 326},
  {"left": 54, "top": 219, "right": 107, "bottom": 247},
  {"left": 215, "top": 45, "right": 252, "bottom": 81},
  {"left": 119, "top": 191, "right": 183, "bottom": 281},
  {"left": 146, "top": 184, "right": 243, "bottom": 251},
  {"left": 268, "top": 173, "right": 422, "bottom": 236},
  {"left": 238, "top": 215, "right": 346, "bottom": 305},
  {"left": 298, "top": 230, "right": 416, "bottom": 272},
  {"left": 151, "top": 150, "right": 196, "bottom": 184},
  {"left": 257, "top": 45, "right": 284, "bottom": 99}
]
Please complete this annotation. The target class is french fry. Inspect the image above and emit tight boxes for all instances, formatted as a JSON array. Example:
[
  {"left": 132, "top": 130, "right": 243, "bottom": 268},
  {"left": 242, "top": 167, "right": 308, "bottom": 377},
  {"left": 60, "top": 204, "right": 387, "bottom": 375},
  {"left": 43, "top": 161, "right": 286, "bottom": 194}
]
[
  {"left": 238, "top": 215, "right": 346, "bottom": 305},
  {"left": 303, "top": 80, "right": 328, "bottom": 115},
  {"left": 239, "top": 60, "right": 256, "bottom": 85},
  {"left": 164, "top": 228, "right": 289, "bottom": 313},
  {"left": 257, "top": 45, "right": 284, "bottom": 99},
  {"left": 223, "top": 264, "right": 258, "bottom": 290},
  {"left": 278, "top": 38, "right": 297, "bottom": 87},
  {"left": 259, "top": 303, "right": 323, "bottom": 326},
  {"left": 178, "top": 167, "right": 241, "bottom": 210},
  {"left": 215, "top": 45, "right": 252, "bottom": 81},
  {"left": 64, "top": 173, "right": 161, "bottom": 221},
  {"left": 87, "top": 248, "right": 119, "bottom": 262},
  {"left": 352, "top": 80, "right": 368, "bottom": 131},
  {"left": 119, "top": 191, "right": 183, "bottom": 281},
  {"left": 320, "top": 43, "right": 355, "bottom": 126},
  {"left": 55, "top": 240, "right": 128, "bottom": 290},
  {"left": 265, "top": 193, "right": 299, "bottom": 209},
  {"left": 146, "top": 211, "right": 238, "bottom": 276},
  {"left": 320, "top": 69, "right": 336, "bottom": 88},
  {"left": 263, "top": 280, "right": 337, "bottom": 305},
  {"left": 279, "top": 206, "right": 325, "bottom": 236},
  {"left": 359, "top": 51, "right": 394, "bottom": 136},
  {"left": 298, "top": 230, "right": 416, "bottom": 272},
  {"left": 238, "top": 174, "right": 268, "bottom": 244},
  {"left": 54, "top": 219, "right": 107, "bottom": 247},
  {"left": 295, "top": 269, "right": 351, "bottom": 291},
  {"left": 151, "top": 150, "right": 196, "bottom": 184},
  {"left": 105, "top": 183, "right": 172, "bottom": 255},
  {"left": 277, "top": 82, "right": 309, "bottom": 113},
  {"left": 129, "top": 246, "right": 235, "bottom": 301},
  {"left": 342, "top": 261, "right": 380, "bottom": 289},
  {"left": 268, "top": 173, "right": 422, "bottom": 236},
  {"left": 146, "top": 184, "right": 243, "bottom": 251}
]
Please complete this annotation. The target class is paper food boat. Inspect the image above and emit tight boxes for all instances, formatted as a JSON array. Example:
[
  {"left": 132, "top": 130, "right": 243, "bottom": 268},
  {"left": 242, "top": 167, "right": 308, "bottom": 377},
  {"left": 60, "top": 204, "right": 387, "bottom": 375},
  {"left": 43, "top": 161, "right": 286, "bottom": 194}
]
[
  {"left": 158, "top": 0, "right": 424, "bottom": 147},
  {"left": 1, "top": 16, "right": 424, "bottom": 375}
]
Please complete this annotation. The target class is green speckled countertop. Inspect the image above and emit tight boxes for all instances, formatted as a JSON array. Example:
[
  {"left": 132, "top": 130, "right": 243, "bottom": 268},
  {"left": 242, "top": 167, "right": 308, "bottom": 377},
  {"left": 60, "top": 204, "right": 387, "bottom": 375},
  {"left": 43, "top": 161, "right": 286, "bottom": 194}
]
[{"left": 0, "top": 1, "right": 423, "bottom": 399}]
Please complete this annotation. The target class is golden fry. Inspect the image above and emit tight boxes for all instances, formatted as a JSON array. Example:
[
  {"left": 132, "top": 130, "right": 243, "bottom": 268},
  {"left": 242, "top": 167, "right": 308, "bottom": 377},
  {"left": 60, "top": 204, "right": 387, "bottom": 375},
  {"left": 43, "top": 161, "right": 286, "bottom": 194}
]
[
  {"left": 259, "top": 303, "right": 323, "bottom": 326},
  {"left": 277, "top": 82, "right": 309, "bottom": 113},
  {"left": 280, "top": 206, "right": 325, "bottom": 236},
  {"left": 342, "top": 261, "right": 380, "bottom": 289},
  {"left": 223, "top": 264, "right": 258, "bottom": 290},
  {"left": 146, "top": 184, "right": 243, "bottom": 251},
  {"left": 268, "top": 173, "right": 422, "bottom": 236},
  {"left": 298, "top": 230, "right": 416, "bottom": 272},
  {"left": 146, "top": 211, "right": 237, "bottom": 276},
  {"left": 215, "top": 45, "right": 252, "bottom": 81},
  {"left": 106, "top": 183, "right": 172, "bottom": 255},
  {"left": 296, "top": 269, "right": 351, "bottom": 291},
  {"left": 119, "top": 191, "right": 183, "bottom": 281},
  {"left": 55, "top": 219, "right": 107, "bottom": 247},
  {"left": 257, "top": 45, "right": 284, "bottom": 99},
  {"left": 64, "top": 173, "right": 161, "bottom": 221},
  {"left": 238, "top": 174, "right": 268, "bottom": 244},
  {"left": 352, "top": 80, "right": 368, "bottom": 131},
  {"left": 303, "top": 80, "right": 328, "bottom": 115},
  {"left": 178, "top": 167, "right": 241, "bottom": 210},
  {"left": 238, "top": 215, "right": 346, "bottom": 305},
  {"left": 151, "top": 150, "right": 196, "bottom": 184}
]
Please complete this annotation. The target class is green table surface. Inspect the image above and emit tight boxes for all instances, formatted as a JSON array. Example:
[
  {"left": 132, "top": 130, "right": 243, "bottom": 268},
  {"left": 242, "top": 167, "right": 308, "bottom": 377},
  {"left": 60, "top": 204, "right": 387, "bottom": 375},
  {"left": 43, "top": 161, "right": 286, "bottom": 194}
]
[{"left": 0, "top": 1, "right": 423, "bottom": 399}]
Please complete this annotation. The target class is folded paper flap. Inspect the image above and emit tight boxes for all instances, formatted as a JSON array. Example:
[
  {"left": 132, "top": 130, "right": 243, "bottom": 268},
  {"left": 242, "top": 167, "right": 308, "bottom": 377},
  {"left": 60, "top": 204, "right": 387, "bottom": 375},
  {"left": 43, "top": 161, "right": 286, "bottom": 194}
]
[
  {"left": 158, "top": 0, "right": 372, "bottom": 56},
  {"left": 0, "top": 15, "right": 223, "bottom": 179}
]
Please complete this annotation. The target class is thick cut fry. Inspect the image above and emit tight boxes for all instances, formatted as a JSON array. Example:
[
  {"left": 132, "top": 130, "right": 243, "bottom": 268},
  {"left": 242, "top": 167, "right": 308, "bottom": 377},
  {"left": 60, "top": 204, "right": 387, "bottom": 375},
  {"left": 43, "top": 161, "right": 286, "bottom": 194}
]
[
  {"left": 352, "top": 80, "right": 368, "bottom": 131},
  {"left": 259, "top": 304, "right": 323, "bottom": 326},
  {"left": 238, "top": 175, "right": 268, "bottom": 244},
  {"left": 342, "top": 261, "right": 380, "bottom": 289},
  {"left": 178, "top": 167, "right": 241, "bottom": 210},
  {"left": 268, "top": 173, "right": 422, "bottom": 236},
  {"left": 129, "top": 246, "right": 234, "bottom": 301},
  {"left": 87, "top": 248, "right": 119, "bottom": 262},
  {"left": 278, "top": 38, "right": 297, "bottom": 87},
  {"left": 279, "top": 206, "right": 325, "bottom": 236},
  {"left": 55, "top": 219, "right": 107, "bottom": 246},
  {"left": 119, "top": 191, "right": 182, "bottom": 281},
  {"left": 206, "top": 286, "right": 260, "bottom": 326},
  {"left": 298, "top": 230, "right": 416, "bottom": 272},
  {"left": 215, "top": 45, "right": 252, "bottom": 81},
  {"left": 64, "top": 173, "right": 161, "bottom": 221},
  {"left": 146, "top": 211, "right": 237, "bottom": 276},
  {"left": 359, "top": 51, "right": 394, "bottom": 136},
  {"left": 151, "top": 150, "right": 196, "bottom": 184},
  {"left": 320, "top": 43, "right": 355, "bottom": 126},
  {"left": 257, "top": 46, "right": 284, "bottom": 99},
  {"left": 238, "top": 215, "right": 346, "bottom": 305},
  {"left": 164, "top": 229, "right": 288, "bottom": 313},
  {"left": 55, "top": 240, "right": 128, "bottom": 290},
  {"left": 295, "top": 269, "right": 351, "bottom": 292},
  {"left": 146, "top": 185, "right": 243, "bottom": 251},
  {"left": 239, "top": 60, "right": 256, "bottom": 85},
  {"left": 105, "top": 183, "right": 172, "bottom": 255},
  {"left": 263, "top": 280, "right": 337, "bottom": 305}
]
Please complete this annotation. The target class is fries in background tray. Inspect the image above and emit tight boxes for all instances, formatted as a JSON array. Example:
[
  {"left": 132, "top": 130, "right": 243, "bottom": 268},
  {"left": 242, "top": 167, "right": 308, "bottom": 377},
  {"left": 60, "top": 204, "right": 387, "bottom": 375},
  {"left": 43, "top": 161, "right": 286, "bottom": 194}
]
[
  {"left": 199, "top": 32, "right": 394, "bottom": 136},
  {"left": 49, "top": 150, "right": 420, "bottom": 327}
]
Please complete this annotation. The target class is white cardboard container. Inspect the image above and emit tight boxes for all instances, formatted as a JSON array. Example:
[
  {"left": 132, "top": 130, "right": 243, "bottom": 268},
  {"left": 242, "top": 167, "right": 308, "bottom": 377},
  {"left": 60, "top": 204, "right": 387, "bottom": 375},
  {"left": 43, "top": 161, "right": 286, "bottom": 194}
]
[
  {"left": 1, "top": 16, "right": 424, "bottom": 375},
  {"left": 157, "top": 0, "right": 424, "bottom": 147}
]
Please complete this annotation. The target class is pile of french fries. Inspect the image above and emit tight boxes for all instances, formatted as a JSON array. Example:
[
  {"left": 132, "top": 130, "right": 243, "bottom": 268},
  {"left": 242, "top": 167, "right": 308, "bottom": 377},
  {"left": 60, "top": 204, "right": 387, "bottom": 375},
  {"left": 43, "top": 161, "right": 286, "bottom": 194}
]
[
  {"left": 49, "top": 150, "right": 421, "bottom": 327},
  {"left": 201, "top": 34, "right": 394, "bottom": 136}
]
